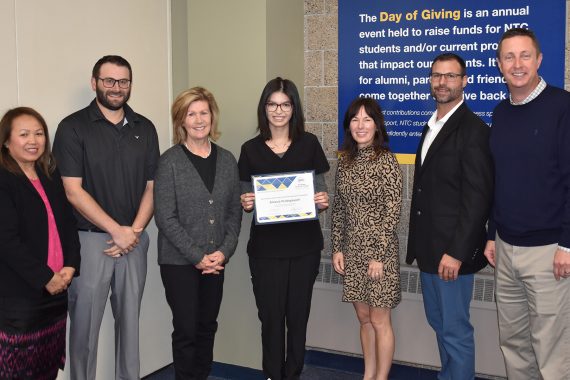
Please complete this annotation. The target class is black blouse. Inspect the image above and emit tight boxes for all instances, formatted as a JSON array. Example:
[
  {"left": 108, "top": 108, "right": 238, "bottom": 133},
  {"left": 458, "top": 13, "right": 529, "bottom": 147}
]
[
  {"left": 182, "top": 143, "right": 218, "bottom": 193},
  {"left": 238, "top": 132, "right": 330, "bottom": 258}
]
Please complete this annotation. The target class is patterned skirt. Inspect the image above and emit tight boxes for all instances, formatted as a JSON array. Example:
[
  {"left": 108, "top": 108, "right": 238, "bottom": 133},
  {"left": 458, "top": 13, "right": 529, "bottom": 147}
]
[{"left": 0, "top": 294, "right": 67, "bottom": 380}]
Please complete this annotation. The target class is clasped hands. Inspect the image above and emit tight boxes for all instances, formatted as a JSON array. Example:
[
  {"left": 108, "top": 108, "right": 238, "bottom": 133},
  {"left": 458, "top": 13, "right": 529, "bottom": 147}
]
[
  {"left": 45, "top": 267, "right": 76, "bottom": 295},
  {"left": 195, "top": 251, "right": 226, "bottom": 275},
  {"left": 104, "top": 225, "right": 144, "bottom": 258}
]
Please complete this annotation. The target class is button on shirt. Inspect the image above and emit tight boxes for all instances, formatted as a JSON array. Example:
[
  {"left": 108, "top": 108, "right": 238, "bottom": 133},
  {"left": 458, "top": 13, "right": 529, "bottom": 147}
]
[{"left": 421, "top": 99, "right": 464, "bottom": 165}]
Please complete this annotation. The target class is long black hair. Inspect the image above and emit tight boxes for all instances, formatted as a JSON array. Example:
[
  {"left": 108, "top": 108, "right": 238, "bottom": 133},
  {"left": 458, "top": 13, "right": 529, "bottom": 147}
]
[{"left": 257, "top": 77, "right": 305, "bottom": 141}]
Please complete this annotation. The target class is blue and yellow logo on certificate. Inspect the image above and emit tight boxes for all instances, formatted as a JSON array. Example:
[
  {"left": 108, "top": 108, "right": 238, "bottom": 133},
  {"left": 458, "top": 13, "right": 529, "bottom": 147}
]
[{"left": 255, "top": 176, "right": 297, "bottom": 191}]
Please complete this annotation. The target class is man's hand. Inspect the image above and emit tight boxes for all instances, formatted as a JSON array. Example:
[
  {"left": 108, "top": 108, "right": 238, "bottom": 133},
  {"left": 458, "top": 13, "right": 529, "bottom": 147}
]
[
  {"left": 553, "top": 248, "right": 570, "bottom": 280},
  {"left": 104, "top": 226, "right": 141, "bottom": 257},
  {"left": 438, "top": 253, "right": 462, "bottom": 281},
  {"left": 484, "top": 240, "right": 496, "bottom": 267}
]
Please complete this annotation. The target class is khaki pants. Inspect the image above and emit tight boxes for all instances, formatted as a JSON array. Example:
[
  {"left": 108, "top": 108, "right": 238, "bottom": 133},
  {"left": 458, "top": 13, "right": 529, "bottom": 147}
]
[{"left": 495, "top": 234, "right": 570, "bottom": 380}]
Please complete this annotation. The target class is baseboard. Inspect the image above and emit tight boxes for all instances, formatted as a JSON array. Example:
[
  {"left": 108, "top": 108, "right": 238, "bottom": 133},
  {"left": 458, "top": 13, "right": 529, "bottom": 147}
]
[{"left": 210, "top": 362, "right": 263, "bottom": 379}]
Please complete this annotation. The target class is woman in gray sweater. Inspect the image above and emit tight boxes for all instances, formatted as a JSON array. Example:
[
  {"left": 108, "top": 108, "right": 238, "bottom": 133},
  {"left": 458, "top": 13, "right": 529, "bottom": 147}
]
[{"left": 154, "top": 87, "right": 241, "bottom": 380}]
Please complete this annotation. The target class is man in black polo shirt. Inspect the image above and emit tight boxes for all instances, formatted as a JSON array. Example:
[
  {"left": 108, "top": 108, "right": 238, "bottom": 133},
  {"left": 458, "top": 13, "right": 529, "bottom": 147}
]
[{"left": 53, "top": 55, "right": 159, "bottom": 380}]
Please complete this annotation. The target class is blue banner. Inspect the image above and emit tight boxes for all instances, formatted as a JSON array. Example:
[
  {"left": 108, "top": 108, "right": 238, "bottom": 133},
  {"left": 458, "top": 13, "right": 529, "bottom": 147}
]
[{"left": 338, "top": 0, "right": 566, "bottom": 163}]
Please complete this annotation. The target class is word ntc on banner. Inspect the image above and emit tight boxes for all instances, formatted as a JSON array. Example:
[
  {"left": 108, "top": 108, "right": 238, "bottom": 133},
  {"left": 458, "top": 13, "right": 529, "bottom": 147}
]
[{"left": 338, "top": 0, "right": 565, "bottom": 164}]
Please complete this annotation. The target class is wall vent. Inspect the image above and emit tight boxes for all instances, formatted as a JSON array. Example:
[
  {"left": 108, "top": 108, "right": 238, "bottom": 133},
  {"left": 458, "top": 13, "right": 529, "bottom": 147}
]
[
  {"left": 315, "top": 260, "right": 496, "bottom": 307},
  {"left": 316, "top": 260, "right": 343, "bottom": 286}
]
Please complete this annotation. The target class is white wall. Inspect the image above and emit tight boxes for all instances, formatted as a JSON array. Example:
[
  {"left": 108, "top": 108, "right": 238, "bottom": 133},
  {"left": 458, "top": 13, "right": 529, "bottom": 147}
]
[
  {"left": 0, "top": 2, "right": 18, "bottom": 110},
  {"left": 0, "top": 1, "right": 173, "bottom": 378},
  {"left": 185, "top": 0, "right": 267, "bottom": 369}
]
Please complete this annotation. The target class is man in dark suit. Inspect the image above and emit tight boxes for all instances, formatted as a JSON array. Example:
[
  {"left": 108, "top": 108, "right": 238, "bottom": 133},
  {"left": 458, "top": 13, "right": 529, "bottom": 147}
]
[{"left": 406, "top": 53, "right": 493, "bottom": 380}]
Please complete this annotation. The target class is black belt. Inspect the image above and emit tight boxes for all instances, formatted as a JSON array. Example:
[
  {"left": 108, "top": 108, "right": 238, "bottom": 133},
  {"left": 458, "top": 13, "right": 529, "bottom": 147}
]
[{"left": 78, "top": 228, "right": 106, "bottom": 233}]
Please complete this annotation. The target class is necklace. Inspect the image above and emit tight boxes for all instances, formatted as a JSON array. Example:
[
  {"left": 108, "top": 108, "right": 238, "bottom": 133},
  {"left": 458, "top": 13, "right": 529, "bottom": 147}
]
[
  {"left": 185, "top": 140, "right": 211, "bottom": 158},
  {"left": 267, "top": 139, "right": 291, "bottom": 151}
]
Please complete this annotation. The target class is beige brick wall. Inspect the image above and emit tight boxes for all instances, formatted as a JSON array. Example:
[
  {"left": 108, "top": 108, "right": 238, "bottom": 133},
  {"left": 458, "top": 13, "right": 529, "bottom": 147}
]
[{"left": 305, "top": 0, "right": 570, "bottom": 269}]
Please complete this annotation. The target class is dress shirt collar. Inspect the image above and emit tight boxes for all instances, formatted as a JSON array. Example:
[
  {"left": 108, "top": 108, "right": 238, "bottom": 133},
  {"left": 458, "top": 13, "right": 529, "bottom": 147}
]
[
  {"left": 509, "top": 77, "right": 546, "bottom": 105},
  {"left": 427, "top": 99, "right": 464, "bottom": 131}
]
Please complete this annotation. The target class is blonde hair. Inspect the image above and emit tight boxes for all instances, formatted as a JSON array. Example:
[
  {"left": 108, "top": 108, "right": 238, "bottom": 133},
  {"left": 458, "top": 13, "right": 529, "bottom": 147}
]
[{"left": 171, "top": 87, "right": 221, "bottom": 144}]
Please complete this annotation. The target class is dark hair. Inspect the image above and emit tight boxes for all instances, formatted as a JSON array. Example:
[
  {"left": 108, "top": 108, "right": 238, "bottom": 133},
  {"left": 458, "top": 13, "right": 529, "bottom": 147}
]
[
  {"left": 431, "top": 53, "right": 466, "bottom": 76},
  {"left": 340, "top": 97, "right": 389, "bottom": 162},
  {"left": 171, "top": 87, "right": 221, "bottom": 144},
  {"left": 92, "top": 55, "right": 132, "bottom": 81},
  {"left": 257, "top": 77, "right": 304, "bottom": 141},
  {"left": 496, "top": 28, "right": 541, "bottom": 59},
  {"left": 0, "top": 107, "right": 55, "bottom": 177}
]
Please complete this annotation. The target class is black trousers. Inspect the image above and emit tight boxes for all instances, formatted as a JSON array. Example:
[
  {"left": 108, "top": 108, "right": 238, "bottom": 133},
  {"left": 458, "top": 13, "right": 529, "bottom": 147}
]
[
  {"left": 249, "top": 252, "right": 321, "bottom": 380},
  {"left": 160, "top": 264, "right": 224, "bottom": 380}
]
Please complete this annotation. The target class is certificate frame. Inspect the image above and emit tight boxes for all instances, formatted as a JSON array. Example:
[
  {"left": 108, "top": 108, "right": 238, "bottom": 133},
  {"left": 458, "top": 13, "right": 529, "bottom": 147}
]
[{"left": 252, "top": 170, "right": 317, "bottom": 225}]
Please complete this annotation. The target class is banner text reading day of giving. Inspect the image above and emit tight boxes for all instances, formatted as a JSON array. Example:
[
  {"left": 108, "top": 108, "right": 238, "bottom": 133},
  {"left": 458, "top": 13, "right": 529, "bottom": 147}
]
[{"left": 338, "top": 0, "right": 565, "bottom": 163}]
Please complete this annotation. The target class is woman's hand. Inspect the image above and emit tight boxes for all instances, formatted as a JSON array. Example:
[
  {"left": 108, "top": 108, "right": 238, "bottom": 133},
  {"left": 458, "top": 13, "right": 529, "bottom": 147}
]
[
  {"left": 367, "top": 259, "right": 384, "bottom": 281},
  {"left": 45, "top": 273, "right": 67, "bottom": 295},
  {"left": 314, "top": 192, "right": 329, "bottom": 211},
  {"left": 240, "top": 192, "right": 255, "bottom": 212},
  {"left": 59, "top": 267, "right": 76, "bottom": 286},
  {"left": 332, "top": 252, "right": 345, "bottom": 275},
  {"left": 208, "top": 250, "right": 226, "bottom": 265},
  {"left": 195, "top": 252, "right": 225, "bottom": 275}
]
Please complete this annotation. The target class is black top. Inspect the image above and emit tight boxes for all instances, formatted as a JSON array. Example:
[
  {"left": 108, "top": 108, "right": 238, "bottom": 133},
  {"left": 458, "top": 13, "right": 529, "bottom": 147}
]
[
  {"left": 53, "top": 100, "right": 160, "bottom": 229},
  {"left": 0, "top": 167, "right": 81, "bottom": 299},
  {"left": 182, "top": 143, "right": 218, "bottom": 194},
  {"left": 238, "top": 132, "right": 330, "bottom": 258}
]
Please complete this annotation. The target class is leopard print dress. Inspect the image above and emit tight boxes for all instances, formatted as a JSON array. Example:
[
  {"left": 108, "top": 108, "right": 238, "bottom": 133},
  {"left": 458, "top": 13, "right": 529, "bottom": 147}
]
[{"left": 331, "top": 147, "right": 403, "bottom": 308}]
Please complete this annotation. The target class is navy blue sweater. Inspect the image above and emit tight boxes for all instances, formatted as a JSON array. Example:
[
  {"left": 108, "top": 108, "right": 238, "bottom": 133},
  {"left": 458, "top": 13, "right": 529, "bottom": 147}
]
[{"left": 489, "top": 85, "right": 570, "bottom": 247}]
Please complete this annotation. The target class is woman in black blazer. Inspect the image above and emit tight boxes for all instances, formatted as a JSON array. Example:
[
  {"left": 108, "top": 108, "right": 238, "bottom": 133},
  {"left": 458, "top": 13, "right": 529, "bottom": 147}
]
[{"left": 0, "top": 107, "right": 80, "bottom": 380}]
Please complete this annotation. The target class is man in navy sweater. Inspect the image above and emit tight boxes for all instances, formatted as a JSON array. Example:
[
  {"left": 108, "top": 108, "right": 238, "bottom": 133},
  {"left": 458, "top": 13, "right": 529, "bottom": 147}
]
[{"left": 484, "top": 28, "right": 570, "bottom": 379}]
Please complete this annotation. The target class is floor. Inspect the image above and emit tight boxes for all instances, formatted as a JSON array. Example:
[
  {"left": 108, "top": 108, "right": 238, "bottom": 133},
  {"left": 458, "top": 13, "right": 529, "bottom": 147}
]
[{"left": 143, "top": 349, "right": 503, "bottom": 380}]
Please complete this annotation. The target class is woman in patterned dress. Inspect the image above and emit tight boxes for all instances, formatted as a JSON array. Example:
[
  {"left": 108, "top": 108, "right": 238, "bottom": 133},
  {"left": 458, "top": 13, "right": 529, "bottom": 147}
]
[{"left": 331, "top": 98, "right": 403, "bottom": 380}]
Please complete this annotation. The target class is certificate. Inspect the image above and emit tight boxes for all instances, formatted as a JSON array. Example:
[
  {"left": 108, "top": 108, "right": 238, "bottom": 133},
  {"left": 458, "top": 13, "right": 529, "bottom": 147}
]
[{"left": 252, "top": 171, "right": 317, "bottom": 225}]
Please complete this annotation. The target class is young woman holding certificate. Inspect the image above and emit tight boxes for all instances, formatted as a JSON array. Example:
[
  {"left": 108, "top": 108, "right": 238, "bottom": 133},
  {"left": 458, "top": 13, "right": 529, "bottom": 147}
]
[{"left": 238, "top": 77, "right": 329, "bottom": 380}]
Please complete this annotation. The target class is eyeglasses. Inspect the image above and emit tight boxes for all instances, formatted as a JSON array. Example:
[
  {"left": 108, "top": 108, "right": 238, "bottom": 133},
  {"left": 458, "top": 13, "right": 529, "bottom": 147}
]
[
  {"left": 430, "top": 73, "right": 464, "bottom": 81},
  {"left": 97, "top": 77, "right": 132, "bottom": 89},
  {"left": 266, "top": 102, "right": 292, "bottom": 112}
]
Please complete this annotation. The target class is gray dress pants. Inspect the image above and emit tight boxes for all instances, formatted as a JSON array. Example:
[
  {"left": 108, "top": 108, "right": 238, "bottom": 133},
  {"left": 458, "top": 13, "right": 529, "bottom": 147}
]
[{"left": 68, "top": 230, "right": 148, "bottom": 380}]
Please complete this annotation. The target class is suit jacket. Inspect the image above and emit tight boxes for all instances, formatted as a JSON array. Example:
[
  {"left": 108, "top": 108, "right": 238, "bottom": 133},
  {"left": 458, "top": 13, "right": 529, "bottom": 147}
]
[
  {"left": 0, "top": 167, "right": 81, "bottom": 298},
  {"left": 406, "top": 103, "right": 493, "bottom": 274}
]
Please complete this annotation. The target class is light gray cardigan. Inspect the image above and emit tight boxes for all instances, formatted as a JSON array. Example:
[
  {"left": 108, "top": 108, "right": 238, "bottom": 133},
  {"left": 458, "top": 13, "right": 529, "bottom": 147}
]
[{"left": 154, "top": 144, "right": 242, "bottom": 265}]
